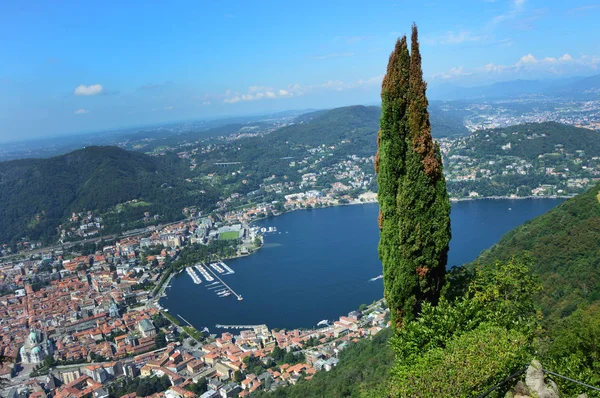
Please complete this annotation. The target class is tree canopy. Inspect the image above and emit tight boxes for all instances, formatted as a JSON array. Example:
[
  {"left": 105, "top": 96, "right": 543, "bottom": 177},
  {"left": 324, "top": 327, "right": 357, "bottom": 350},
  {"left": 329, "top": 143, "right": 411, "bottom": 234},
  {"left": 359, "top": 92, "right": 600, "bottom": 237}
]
[{"left": 377, "top": 24, "right": 451, "bottom": 329}]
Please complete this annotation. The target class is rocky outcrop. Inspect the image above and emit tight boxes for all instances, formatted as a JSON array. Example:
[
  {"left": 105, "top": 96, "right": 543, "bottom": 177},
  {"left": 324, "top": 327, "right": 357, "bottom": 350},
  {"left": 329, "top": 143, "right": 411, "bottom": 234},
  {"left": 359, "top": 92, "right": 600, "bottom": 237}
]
[{"left": 506, "top": 360, "right": 560, "bottom": 398}]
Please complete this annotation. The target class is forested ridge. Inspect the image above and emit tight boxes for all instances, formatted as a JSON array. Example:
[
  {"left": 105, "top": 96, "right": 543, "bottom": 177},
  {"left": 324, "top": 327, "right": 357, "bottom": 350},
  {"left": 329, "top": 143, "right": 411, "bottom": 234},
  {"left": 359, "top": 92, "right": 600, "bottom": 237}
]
[
  {"left": 0, "top": 146, "right": 219, "bottom": 245},
  {"left": 471, "top": 182, "right": 600, "bottom": 323}
]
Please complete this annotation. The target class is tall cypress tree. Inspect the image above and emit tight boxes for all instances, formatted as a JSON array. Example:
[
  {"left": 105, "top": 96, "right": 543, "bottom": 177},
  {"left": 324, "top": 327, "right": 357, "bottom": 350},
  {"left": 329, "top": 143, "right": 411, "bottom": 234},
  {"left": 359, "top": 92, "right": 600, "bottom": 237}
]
[
  {"left": 377, "top": 24, "right": 451, "bottom": 331},
  {"left": 376, "top": 36, "right": 410, "bottom": 329}
]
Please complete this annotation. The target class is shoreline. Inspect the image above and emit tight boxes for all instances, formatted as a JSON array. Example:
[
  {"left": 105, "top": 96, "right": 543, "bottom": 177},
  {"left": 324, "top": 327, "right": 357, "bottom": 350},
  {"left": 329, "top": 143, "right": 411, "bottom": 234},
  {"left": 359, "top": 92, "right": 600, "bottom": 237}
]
[
  {"left": 159, "top": 195, "right": 566, "bottom": 332},
  {"left": 197, "top": 193, "right": 569, "bottom": 263},
  {"left": 449, "top": 194, "right": 574, "bottom": 202}
]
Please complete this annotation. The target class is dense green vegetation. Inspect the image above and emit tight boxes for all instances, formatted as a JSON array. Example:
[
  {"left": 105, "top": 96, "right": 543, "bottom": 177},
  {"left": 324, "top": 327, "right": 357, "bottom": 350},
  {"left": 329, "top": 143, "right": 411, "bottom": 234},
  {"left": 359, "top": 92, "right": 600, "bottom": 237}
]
[
  {"left": 472, "top": 182, "right": 600, "bottom": 323},
  {"left": 109, "top": 375, "right": 172, "bottom": 398},
  {"left": 0, "top": 146, "right": 219, "bottom": 245},
  {"left": 377, "top": 26, "right": 451, "bottom": 329},
  {"left": 383, "top": 259, "right": 540, "bottom": 397},
  {"left": 540, "top": 302, "right": 600, "bottom": 395}
]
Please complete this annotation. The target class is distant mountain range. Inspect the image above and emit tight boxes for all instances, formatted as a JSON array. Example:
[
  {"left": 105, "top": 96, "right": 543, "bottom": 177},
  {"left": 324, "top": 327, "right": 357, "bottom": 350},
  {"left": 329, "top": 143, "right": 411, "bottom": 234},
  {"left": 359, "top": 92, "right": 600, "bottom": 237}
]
[
  {"left": 428, "top": 74, "right": 600, "bottom": 100},
  {"left": 3, "top": 104, "right": 595, "bottom": 245}
]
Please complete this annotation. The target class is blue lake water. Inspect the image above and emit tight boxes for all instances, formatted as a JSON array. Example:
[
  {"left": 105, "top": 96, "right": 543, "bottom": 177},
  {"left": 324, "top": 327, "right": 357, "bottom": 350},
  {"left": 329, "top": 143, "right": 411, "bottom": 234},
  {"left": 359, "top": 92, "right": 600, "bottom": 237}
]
[{"left": 161, "top": 199, "right": 564, "bottom": 331}]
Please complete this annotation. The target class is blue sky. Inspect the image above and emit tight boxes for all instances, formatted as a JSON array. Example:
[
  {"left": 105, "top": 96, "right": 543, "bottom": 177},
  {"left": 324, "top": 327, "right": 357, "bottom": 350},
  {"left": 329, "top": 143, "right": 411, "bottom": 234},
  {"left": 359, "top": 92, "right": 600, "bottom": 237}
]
[{"left": 1, "top": 0, "right": 599, "bottom": 141}]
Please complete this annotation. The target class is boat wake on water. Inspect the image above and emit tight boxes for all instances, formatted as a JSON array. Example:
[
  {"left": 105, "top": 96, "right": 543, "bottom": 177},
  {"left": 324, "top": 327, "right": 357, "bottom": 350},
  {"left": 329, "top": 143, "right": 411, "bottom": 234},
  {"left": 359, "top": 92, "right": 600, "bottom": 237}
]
[{"left": 368, "top": 275, "right": 383, "bottom": 282}]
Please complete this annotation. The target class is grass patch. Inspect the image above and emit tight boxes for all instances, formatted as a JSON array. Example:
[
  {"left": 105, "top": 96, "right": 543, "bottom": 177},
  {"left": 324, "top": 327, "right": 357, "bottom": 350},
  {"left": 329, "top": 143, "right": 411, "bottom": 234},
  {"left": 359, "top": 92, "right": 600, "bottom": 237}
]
[
  {"left": 183, "top": 326, "right": 204, "bottom": 341},
  {"left": 162, "top": 311, "right": 182, "bottom": 326},
  {"left": 115, "top": 200, "right": 151, "bottom": 212},
  {"left": 219, "top": 231, "right": 239, "bottom": 240}
]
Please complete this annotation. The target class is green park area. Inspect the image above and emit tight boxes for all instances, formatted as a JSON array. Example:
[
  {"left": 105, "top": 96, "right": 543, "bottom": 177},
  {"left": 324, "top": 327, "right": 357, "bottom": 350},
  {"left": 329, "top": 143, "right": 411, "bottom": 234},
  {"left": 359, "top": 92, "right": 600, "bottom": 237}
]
[{"left": 218, "top": 231, "right": 239, "bottom": 240}]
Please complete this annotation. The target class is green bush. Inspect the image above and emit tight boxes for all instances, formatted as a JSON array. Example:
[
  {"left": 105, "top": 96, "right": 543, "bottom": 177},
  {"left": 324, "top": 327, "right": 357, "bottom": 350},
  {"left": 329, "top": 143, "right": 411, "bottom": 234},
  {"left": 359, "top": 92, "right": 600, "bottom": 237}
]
[{"left": 391, "top": 324, "right": 530, "bottom": 398}]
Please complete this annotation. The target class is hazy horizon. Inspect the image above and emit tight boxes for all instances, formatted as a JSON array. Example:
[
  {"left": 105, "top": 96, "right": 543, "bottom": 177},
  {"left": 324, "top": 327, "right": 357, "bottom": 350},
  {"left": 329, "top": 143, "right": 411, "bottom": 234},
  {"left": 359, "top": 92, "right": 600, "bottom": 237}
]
[{"left": 1, "top": 0, "right": 599, "bottom": 141}]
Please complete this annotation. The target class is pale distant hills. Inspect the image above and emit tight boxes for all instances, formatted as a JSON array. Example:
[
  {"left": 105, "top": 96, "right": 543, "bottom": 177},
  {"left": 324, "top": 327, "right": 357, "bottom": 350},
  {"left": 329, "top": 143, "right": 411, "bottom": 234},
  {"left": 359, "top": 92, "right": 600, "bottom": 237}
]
[{"left": 428, "top": 73, "right": 600, "bottom": 100}]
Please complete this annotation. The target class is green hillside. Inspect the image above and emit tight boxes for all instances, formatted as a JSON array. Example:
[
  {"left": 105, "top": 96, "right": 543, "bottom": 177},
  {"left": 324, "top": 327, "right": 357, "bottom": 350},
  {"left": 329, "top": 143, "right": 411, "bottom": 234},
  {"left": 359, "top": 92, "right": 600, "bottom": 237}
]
[
  {"left": 445, "top": 122, "right": 600, "bottom": 197},
  {"left": 472, "top": 182, "right": 600, "bottom": 322},
  {"left": 457, "top": 122, "right": 600, "bottom": 160},
  {"left": 272, "top": 106, "right": 381, "bottom": 156},
  {"left": 0, "top": 146, "right": 218, "bottom": 245}
]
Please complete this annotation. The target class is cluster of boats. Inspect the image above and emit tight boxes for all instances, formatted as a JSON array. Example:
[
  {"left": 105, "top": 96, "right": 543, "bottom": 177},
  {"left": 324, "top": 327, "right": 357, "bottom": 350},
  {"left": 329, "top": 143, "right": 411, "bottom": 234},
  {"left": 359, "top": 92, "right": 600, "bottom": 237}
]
[
  {"left": 186, "top": 267, "right": 202, "bottom": 284},
  {"left": 178, "top": 260, "right": 244, "bottom": 301},
  {"left": 206, "top": 281, "right": 231, "bottom": 298},
  {"left": 194, "top": 264, "right": 214, "bottom": 282},
  {"left": 186, "top": 261, "right": 235, "bottom": 286}
]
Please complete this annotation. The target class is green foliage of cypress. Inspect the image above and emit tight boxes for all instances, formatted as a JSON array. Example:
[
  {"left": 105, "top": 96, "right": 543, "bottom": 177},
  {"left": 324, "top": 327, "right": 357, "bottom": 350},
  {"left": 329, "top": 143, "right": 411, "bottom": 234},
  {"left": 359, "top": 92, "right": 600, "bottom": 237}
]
[
  {"left": 377, "top": 36, "right": 411, "bottom": 330},
  {"left": 377, "top": 24, "right": 451, "bottom": 329}
]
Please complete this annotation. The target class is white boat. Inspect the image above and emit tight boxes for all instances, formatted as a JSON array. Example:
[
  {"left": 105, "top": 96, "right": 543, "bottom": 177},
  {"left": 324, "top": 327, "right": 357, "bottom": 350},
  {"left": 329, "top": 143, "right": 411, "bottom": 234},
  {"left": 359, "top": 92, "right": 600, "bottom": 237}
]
[
  {"left": 317, "top": 319, "right": 329, "bottom": 326},
  {"left": 209, "top": 262, "right": 225, "bottom": 273},
  {"left": 220, "top": 261, "right": 235, "bottom": 274},
  {"left": 194, "top": 264, "right": 214, "bottom": 282},
  {"left": 186, "top": 267, "right": 202, "bottom": 284}
]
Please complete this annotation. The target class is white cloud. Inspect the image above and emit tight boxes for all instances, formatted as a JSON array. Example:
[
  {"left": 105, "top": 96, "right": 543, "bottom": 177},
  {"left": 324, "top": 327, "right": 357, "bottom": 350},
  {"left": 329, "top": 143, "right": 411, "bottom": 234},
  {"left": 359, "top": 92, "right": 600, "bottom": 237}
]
[
  {"left": 320, "top": 80, "right": 346, "bottom": 91},
  {"left": 222, "top": 75, "right": 383, "bottom": 104},
  {"left": 249, "top": 86, "right": 272, "bottom": 93},
  {"left": 74, "top": 108, "right": 89, "bottom": 115},
  {"left": 224, "top": 85, "right": 300, "bottom": 104},
  {"left": 479, "top": 63, "right": 507, "bottom": 73},
  {"left": 515, "top": 53, "right": 575, "bottom": 68},
  {"left": 516, "top": 53, "right": 538, "bottom": 66},
  {"left": 435, "top": 52, "right": 598, "bottom": 81},
  {"left": 432, "top": 66, "right": 472, "bottom": 80},
  {"left": 164, "top": 105, "right": 174, "bottom": 111},
  {"left": 224, "top": 96, "right": 241, "bottom": 104},
  {"left": 427, "top": 31, "right": 485, "bottom": 45},
  {"left": 74, "top": 84, "right": 103, "bottom": 96}
]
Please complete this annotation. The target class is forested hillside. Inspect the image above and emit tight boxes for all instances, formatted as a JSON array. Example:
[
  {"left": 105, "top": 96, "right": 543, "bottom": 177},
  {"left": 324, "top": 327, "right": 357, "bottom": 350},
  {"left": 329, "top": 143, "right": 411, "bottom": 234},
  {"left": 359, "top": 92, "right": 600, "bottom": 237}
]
[
  {"left": 0, "top": 146, "right": 218, "bottom": 245},
  {"left": 452, "top": 122, "right": 600, "bottom": 159},
  {"left": 444, "top": 122, "right": 600, "bottom": 197},
  {"left": 472, "top": 182, "right": 600, "bottom": 323}
]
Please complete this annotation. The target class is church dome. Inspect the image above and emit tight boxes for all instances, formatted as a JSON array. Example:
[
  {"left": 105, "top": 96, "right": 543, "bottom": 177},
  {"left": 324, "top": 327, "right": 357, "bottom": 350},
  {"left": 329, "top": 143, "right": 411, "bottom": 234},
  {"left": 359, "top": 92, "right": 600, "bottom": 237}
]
[
  {"left": 29, "top": 331, "right": 38, "bottom": 343},
  {"left": 31, "top": 346, "right": 41, "bottom": 355}
]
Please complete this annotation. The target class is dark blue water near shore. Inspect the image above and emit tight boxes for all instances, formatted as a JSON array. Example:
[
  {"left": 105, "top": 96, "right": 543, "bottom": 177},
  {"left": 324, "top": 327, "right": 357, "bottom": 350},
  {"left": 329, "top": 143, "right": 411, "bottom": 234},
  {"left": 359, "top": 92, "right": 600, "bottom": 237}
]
[{"left": 161, "top": 199, "right": 563, "bottom": 331}]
